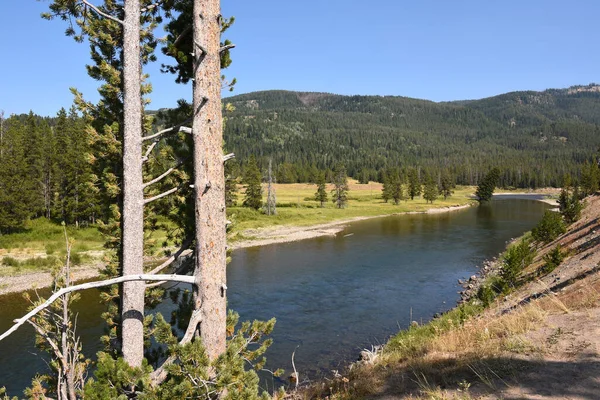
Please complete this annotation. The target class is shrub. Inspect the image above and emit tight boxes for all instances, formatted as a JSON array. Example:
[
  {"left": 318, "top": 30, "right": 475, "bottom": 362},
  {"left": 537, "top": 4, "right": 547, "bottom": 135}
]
[
  {"left": 45, "top": 242, "right": 59, "bottom": 255},
  {"left": 500, "top": 239, "right": 535, "bottom": 292},
  {"left": 558, "top": 188, "right": 582, "bottom": 224},
  {"left": 541, "top": 244, "right": 565, "bottom": 274},
  {"left": 477, "top": 284, "right": 497, "bottom": 307},
  {"left": 2, "top": 256, "right": 20, "bottom": 267},
  {"left": 531, "top": 210, "right": 566, "bottom": 244}
]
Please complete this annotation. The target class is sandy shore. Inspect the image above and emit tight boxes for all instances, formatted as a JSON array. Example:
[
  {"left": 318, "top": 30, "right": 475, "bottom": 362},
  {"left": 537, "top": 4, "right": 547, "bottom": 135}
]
[
  {"left": 493, "top": 192, "right": 559, "bottom": 206},
  {"left": 230, "top": 204, "right": 473, "bottom": 250},
  {"left": 0, "top": 263, "right": 104, "bottom": 296}
]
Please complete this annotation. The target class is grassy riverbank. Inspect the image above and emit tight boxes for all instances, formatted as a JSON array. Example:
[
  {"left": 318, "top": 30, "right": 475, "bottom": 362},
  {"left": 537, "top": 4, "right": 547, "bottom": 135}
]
[
  {"left": 0, "top": 219, "right": 105, "bottom": 277},
  {"left": 299, "top": 195, "right": 600, "bottom": 400},
  {"left": 228, "top": 180, "right": 476, "bottom": 241},
  {"left": 0, "top": 183, "right": 556, "bottom": 290}
]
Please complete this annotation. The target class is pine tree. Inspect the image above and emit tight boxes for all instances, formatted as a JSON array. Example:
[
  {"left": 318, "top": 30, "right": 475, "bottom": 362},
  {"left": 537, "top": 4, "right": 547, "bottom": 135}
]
[
  {"left": 45, "top": 0, "right": 166, "bottom": 367},
  {"left": 381, "top": 171, "right": 391, "bottom": 203},
  {"left": 439, "top": 171, "right": 455, "bottom": 199},
  {"left": 243, "top": 156, "right": 262, "bottom": 210},
  {"left": 331, "top": 163, "right": 349, "bottom": 209},
  {"left": 23, "top": 112, "right": 45, "bottom": 217},
  {"left": 580, "top": 160, "right": 599, "bottom": 196},
  {"left": 358, "top": 169, "right": 370, "bottom": 184},
  {"left": 389, "top": 171, "right": 404, "bottom": 205},
  {"left": 407, "top": 168, "right": 421, "bottom": 200},
  {"left": 225, "top": 159, "right": 239, "bottom": 207},
  {"left": 0, "top": 117, "right": 34, "bottom": 233},
  {"left": 314, "top": 170, "right": 328, "bottom": 207},
  {"left": 558, "top": 186, "right": 582, "bottom": 224},
  {"left": 475, "top": 168, "right": 501, "bottom": 202},
  {"left": 423, "top": 174, "right": 438, "bottom": 203}
]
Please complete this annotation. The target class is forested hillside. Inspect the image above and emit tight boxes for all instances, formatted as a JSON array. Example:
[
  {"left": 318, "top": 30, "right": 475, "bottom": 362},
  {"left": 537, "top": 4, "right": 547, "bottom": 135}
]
[
  {"left": 221, "top": 84, "right": 600, "bottom": 187},
  {"left": 3, "top": 85, "right": 600, "bottom": 233}
]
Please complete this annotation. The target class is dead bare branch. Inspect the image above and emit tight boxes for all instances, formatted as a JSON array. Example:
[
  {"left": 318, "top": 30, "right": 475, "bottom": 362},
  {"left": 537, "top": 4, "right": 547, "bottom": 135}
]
[
  {"left": 81, "top": 0, "right": 123, "bottom": 25},
  {"left": 143, "top": 165, "right": 179, "bottom": 189},
  {"left": 144, "top": 186, "right": 180, "bottom": 204},
  {"left": 142, "top": 141, "right": 158, "bottom": 162},
  {"left": 172, "top": 26, "right": 192, "bottom": 49},
  {"left": 0, "top": 274, "right": 195, "bottom": 342},
  {"left": 219, "top": 44, "right": 235, "bottom": 53},
  {"left": 147, "top": 238, "right": 194, "bottom": 275},
  {"left": 142, "top": 119, "right": 192, "bottom": 142}
]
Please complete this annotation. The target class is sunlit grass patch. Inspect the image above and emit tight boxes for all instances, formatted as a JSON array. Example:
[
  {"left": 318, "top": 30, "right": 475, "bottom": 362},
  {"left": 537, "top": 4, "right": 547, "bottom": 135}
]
[{"left": 228, "top": 182, "right": 477, "bottom": 236}]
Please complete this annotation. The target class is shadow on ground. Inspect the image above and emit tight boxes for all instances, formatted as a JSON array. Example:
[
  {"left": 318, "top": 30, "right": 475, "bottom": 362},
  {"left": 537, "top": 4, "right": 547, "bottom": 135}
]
[{"left": 369, "top": 354, "right": 600, "bottom": 399}]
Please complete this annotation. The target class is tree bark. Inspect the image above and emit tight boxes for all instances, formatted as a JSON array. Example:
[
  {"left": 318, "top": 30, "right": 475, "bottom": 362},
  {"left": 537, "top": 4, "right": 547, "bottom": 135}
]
[
  {"left": 191, "top": 0, "right": 227, "bottom": 360},
  {"left": 121, "top": 0, "right": 145, "bottom": 367}
]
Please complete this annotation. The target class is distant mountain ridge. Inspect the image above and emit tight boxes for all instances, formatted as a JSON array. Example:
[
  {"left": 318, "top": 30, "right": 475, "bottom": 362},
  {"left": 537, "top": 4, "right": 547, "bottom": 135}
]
[{"left": 221, "top": 85, "right": 600, "bottom": 187}]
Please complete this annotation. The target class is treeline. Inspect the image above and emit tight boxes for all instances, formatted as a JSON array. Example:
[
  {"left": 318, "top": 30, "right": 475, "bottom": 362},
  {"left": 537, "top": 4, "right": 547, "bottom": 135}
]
[
  {"left": 0, "top": 110, "right": 98, "bottom": 233},
  {"left": 218, "top": 88, "right": 600, "bottom": 187},
  {"left": 6, "top": 85, "right": 600, "bottom": 232}
]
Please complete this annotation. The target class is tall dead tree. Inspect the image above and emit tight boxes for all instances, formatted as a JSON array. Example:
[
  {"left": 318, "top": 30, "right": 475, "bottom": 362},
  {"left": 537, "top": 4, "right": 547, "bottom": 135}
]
[
  {"left": 43, "top": 0, "right": 160, "bottom": 367},
  {"left": 265, "top": 159, "right": 277, "bottom": 215},
  {"left": 120, "top": 0, "right": 145, "bottom": 367},
  {"left": 19, "top": 0, "right": 232, "bottom": 374},
  {"left": 190, "top": 0, "right": 228, "bottom": 360}
]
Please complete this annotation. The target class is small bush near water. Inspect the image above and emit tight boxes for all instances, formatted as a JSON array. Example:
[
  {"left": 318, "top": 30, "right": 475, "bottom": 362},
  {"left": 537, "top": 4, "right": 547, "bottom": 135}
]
[
  {"left": 477, "top": 239, "right": 537, "bottom": 305},
  {"left": 500, "top": 239, "right": 536, "bottom": 292},
  {"left": 531, "top": 210, "right": 566, "bottom": 244}
]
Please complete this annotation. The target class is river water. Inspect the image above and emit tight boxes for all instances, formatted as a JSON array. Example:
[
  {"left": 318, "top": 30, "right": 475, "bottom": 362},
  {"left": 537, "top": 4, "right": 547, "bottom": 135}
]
[{"left": 0, "top": 197, "right": 549, "bottom": 395}]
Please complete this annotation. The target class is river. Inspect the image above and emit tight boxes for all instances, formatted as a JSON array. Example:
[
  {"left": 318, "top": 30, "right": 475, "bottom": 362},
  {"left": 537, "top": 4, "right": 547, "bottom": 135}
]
[{"left": 0, "top": 197, "right": 549, "bottom": 395}]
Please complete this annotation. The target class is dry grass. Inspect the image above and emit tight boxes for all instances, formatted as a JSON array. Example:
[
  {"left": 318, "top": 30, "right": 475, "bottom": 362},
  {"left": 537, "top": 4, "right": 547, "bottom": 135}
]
[{"left": 228, "top": 181, "right": 476, "bottom": 238}]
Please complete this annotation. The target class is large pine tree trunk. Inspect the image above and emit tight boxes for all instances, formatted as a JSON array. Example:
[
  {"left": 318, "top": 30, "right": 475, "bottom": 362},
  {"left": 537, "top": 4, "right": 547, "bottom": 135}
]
[
  {"left": 120, "top": 0, "right": 145, "bottom": 367},
  {"left": 192, "top": 0, "right": 227, "bottom": 360}
]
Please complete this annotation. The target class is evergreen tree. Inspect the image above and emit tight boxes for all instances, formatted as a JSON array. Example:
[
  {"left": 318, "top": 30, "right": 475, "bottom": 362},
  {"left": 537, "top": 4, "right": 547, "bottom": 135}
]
[
  {"left": 558, "top": 187, "right": 582, "bottom": 224},
  {"left": 23, "top": 111, "right": 45, "bottom": 217},
  {"left": 407, "top": 169, "right": 421, "bottom": 200},
  {"left": 52, "top": 107, "right": 98, "bottom": 225},
  {"left": 423, "top": 174, "right": 438, "bottom": 203},
  {"left": 439, "top": 171, "right": 455, "bottom": 199},
  {"left": 314, "top": 171, "right": 328, "bottom": 207},
  {"left": 224, "top": 159, "right": 239, "bottom": 207},
  {"left": 475, "top": 168, "right": 501, "bottom": 202},
  {"left": 580, "top": 160, "right": 599, "bottom": 196},
  {"left": 0, "top": 117, "right": 34, "bottom": 233},
  {"left": 389, "top": 171, "right": 404, "bottom": 205},
  {"left": 531, "top": 210, "right": 566, "bottom": 243},
  {"left": 243, "top": 156, "right": 262, "bottom": 210},
  {"left": 381, "top": 170, "right": 391, "bottom": 203},
  {"left": 358, "top": 169, "right": 370, "bottom": 184},
  {"left": 331, "top": 163, "right": 349, "bottom": 209}
]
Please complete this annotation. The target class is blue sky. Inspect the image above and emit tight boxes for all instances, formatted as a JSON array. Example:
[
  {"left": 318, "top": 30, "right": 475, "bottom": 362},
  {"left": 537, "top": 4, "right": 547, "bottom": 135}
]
[{"left": 1, "top": 0, "right": 599, "bottom": 116}]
